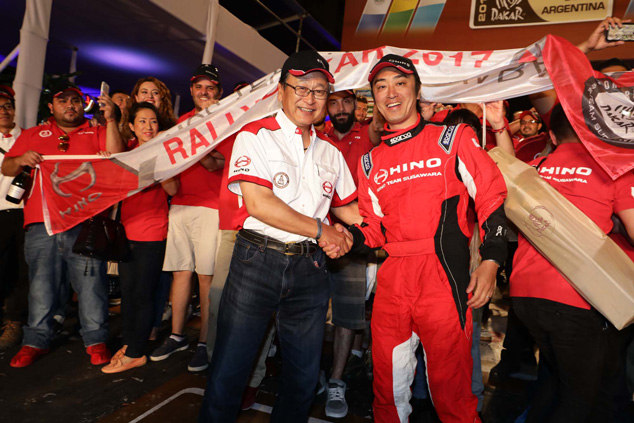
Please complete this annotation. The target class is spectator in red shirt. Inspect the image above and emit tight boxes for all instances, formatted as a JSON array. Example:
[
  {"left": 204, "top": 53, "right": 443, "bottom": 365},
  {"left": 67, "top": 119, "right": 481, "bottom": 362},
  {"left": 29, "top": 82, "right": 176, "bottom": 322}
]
[
  {"left": 102, "top": 102, "right": 178, "bottom": 374},
  {"left": 2, "top": 80, "right": 125, "bottom": 368},
  {"left": 151, "top": 64, "right": 225, "bottom": 373}
]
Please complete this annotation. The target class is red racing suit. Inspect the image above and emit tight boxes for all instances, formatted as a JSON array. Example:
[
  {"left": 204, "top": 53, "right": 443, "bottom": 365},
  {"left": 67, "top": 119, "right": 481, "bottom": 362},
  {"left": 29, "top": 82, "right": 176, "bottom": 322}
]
[{"left": 354, "top": 115, "right": 508, "bottom": 423}]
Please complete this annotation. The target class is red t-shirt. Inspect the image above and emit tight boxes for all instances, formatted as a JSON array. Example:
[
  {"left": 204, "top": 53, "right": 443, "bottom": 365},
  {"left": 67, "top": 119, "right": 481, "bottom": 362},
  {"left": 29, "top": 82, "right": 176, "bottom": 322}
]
[
  {"left": 323, "top": 122, "right": 373, "bottom": 187},
  {"left": 121, "top": 183, "right": 169, "bottom": 241},
  {"left": 214, "top": 134, "right": 240, "bottom": 230},
  {"left": 5, "top": 118, "right": 106, "bottom": 226},
  {"left": 171, "top": 109, "right": 222, "bottom": 208},
  {"left": 510, "top": 143, "right": 634, "bottom": 309}
]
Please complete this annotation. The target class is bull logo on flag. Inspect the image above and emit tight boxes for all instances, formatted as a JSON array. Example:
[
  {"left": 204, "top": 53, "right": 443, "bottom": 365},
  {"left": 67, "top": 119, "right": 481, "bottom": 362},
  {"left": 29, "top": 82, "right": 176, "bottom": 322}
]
[
  {"left": 51, "top": 162, "right": 96, "bottom": 197},
  {"left": 582, "top": 78, "right": 634, "bottom": 149}
]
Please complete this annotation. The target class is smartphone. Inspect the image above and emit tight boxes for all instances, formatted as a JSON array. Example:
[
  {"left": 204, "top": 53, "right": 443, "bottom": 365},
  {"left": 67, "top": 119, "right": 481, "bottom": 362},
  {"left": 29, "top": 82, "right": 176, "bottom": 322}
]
[
  {"left": 100, "top": 81, "right": 110, "bottom": 97},
  {"left": 605, "top": 23, "right": 634, "bottom": 42}
]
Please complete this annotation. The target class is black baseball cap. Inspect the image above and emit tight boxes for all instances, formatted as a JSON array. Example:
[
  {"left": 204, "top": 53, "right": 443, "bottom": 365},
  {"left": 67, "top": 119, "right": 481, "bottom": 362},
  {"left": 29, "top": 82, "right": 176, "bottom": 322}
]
[
  {"left": 0, "top": 85, "right": 15, "bottom": 102},
  {"left": 50, "top": 79, "right": 83, "bottom": 98},
  {"left": 368, "top": 54, "right": 419, "bottom": 83},
  {"left": 191, "top": 64, "right": 221, "bottom": 84},
  {"left": 281, "top": 50, "right": 334, "bottom": 84}
]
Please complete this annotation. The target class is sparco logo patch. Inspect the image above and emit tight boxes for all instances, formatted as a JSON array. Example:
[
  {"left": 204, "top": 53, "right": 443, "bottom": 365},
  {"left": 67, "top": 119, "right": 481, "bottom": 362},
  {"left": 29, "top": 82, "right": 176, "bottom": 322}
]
[
  {"left": 438, "top": 124, "right": 458, "bottom": 154},
  {"left": 273, "top": 172, "right": 289, "bottom": 188},
  {"left": 387, "top": 131, "right": 412, "bottom": 145},
  {"left": 524, "top": 205, "right": 555, "bottom": 238},
  {"left": 234, "top": 156, "right": 251, "bottom": 167},
  {"left": 374, "top": 169, "right": 389, "bottom": 185},
  {"left": 39, "top": 130, "right": 52, "bottom": 138},
  {"left": 582, "top": 78, "right": 634, "bottom": 149},
  {"left": 362, "top": 152, "right": 373, "bottom": 179}
]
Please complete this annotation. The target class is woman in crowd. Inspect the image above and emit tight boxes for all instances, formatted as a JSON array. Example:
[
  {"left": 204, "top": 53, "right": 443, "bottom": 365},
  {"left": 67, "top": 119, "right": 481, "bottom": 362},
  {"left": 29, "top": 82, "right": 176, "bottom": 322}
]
[
  {"left": 121, "top": 76, "right": 177, "bottom": 141},
  {"left": 102, "top": 102, "right": 178, "bottom": 373}
]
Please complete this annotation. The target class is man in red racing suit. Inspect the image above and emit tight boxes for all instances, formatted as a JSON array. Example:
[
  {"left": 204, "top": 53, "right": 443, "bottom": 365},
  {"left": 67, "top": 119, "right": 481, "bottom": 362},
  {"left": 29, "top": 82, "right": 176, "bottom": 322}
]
[{"left": 348, "top": 55, "right": 508, "bottom": 423}]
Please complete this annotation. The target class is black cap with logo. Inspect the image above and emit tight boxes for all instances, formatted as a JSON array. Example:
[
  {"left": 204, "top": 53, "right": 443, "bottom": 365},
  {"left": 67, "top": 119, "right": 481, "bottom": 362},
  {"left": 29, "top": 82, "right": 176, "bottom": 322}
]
[
  {"left": 368, "top": 54, "right": 419, "bottom": 83},
  {"left": 281, "top": 50, "right": 334, "bottom": 83},
  {"left": 191, "top": 64, "right": 221, "bottom": 84}
]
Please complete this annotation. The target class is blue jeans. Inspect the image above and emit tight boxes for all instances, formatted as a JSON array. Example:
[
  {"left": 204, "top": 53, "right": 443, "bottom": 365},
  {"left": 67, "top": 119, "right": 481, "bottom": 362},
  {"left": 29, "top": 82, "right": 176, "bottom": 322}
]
[
  {"left": 199, "top": 233, "right": 329, "bottom": 423},
  {"left": 23, "top": 223, "right": 108, "bottom": 349}
]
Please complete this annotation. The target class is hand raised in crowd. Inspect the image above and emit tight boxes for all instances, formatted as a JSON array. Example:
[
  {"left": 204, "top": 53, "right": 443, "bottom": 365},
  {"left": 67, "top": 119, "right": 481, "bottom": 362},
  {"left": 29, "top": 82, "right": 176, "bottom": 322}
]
[
  {"left": 98, "top": 93, "right": 117, "bottom": 122},
  {"left": 318, "top": 223, "right": 353, "bottom": 259},
  {"left": 419, "top": 101, "right": 438, "bottom": 121},
  {"left": 482, "top": 100, "right": 506, "bottom": 130},
  {"left": 578, "top": 16, "right": 629, "bottom": 53},
  {"left": 96, "top": 151, "right": 112, "bottom": 158},
  {"left": 466, "top": 259, "right": 498, "bottom": 309},
  {"left": 18, "top": 150, "right": 44, "bottom": 167}
]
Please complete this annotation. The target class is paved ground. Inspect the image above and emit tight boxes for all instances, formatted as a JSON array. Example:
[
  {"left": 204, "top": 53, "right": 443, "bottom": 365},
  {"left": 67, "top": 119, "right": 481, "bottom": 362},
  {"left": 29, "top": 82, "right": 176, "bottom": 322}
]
[{"left": 1, "top": 291, "right": 632, "bottom": 422}]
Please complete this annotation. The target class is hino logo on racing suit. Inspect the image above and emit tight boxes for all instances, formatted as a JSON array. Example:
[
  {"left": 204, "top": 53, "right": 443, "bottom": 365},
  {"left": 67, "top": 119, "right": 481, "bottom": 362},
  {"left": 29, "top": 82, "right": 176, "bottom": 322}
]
[{"left": 388, "top": 158, "right": 441, "bottom": 175}]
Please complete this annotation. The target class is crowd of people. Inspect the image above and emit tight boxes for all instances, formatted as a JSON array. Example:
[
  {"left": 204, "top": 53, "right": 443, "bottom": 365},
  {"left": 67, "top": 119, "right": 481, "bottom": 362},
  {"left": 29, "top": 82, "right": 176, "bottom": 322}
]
[{"left": 0, "top": 15, "right": 633, "bottom": 423}]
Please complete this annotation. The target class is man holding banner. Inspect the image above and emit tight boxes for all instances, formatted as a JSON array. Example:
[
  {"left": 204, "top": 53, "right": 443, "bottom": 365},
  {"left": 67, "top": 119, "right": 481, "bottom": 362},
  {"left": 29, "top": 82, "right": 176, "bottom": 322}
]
[
  {"left": 1, "top": 80, "right": 125, "bottom": 368},
  {"left": 347, "top": 54, "right": 508, "bottom": 423},
  {"left": 199, "top": 50, "right": 359, "bottom": 423}
]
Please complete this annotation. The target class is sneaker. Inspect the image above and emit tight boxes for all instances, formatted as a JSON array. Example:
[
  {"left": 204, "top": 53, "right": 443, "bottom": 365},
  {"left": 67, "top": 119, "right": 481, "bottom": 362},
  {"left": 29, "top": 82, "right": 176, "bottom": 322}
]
[
  {"left": 240, "top": 386, "right": 258, "bottom": 410},
  {"left": 10, "top": 346, "right": 50, "bottom": 368},
  {"left": 325, "top": 379, "right": 348, "bottom": 418},
  {"left": 187, "top": 345, "right": 209, "bottom": 372},
  {"left": 87, "top": 343, "right": 111, "bottom": 365},
  {"left": 101, "top": 355, "right": 147, "bottom": 374},
  {"left": 150, "top": 336, "right": 188, "bottom": 361},
  {"left": 0, "top": 321, "right": 23, "bottom": 349}
]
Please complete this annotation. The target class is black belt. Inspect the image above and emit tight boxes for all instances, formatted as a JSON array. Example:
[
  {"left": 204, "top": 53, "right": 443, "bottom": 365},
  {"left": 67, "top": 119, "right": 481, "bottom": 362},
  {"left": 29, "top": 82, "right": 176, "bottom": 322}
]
[{"left": 239, "top": 229, "right": 318, "bottom": 256}]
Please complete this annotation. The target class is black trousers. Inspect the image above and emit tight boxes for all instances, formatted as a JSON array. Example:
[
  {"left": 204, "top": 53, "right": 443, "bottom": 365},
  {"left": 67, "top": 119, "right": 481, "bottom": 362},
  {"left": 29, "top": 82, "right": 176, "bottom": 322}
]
[
  {"left": 119, "top": 240, "right": 165, "bottom": 358},
  {"left": 513, "top": 297, "right": 621, "bottom": 423},
  {"left": 0, "top": 209, "right": 29, "bottom": 322}
]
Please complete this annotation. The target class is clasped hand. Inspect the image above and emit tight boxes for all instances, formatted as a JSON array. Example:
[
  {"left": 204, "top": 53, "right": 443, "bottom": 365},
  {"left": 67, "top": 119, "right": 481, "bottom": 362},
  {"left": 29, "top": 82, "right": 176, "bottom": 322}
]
[{"left": 318, "top": 223, "right": 353, "bottom": 259}]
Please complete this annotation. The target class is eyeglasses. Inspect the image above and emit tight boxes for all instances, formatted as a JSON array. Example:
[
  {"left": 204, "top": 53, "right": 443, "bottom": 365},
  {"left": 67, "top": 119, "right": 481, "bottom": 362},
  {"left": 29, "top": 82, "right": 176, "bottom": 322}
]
[
  {"left": 520, "top": 119, "right": 538, "bottom": 124},
  {"left": 0, "top": 103, "right": 14, "bottom": 111},
  {"left": 58, "top": 134, "right": 70, "bottom": 152},
  {"left": 284, "top": 83, "right": 328, "bottom": 100}
]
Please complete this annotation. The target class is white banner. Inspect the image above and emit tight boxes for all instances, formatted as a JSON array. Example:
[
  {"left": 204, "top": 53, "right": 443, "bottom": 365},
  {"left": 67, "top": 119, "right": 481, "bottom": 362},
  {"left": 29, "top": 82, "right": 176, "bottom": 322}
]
[{"left": 41, "top": 40, "right": 557, "bottom": 233}]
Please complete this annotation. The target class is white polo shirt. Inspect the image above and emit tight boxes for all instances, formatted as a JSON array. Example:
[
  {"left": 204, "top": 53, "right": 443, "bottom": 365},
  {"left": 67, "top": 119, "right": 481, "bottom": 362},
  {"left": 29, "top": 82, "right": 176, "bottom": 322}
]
[
  {"left": 0, "top": 125, "right": 23, "bottom": 211},
  {"left": 228, "top": 111, "right": 357, "bottom": 243}
]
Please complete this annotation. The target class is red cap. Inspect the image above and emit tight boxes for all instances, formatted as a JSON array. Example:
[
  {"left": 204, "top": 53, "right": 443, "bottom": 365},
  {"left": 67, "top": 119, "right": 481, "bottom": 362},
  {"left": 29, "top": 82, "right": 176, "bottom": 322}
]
[{"left": 519, "top": 110, "right": 540, "bottom": 122}]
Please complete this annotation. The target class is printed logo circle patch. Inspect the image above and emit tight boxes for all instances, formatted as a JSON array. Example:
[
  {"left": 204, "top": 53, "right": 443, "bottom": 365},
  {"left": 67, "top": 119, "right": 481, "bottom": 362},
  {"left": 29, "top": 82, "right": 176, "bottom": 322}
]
[{"left": 273, "top": 172, "right": 289, "bottom": 188}]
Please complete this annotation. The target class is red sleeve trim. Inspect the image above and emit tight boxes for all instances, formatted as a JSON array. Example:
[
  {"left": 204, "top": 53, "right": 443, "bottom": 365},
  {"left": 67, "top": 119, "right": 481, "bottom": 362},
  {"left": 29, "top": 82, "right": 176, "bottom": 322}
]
[
  {"left": 228, "top": 173, "right": 273, "bottom": 190},
  {"left": 331, "top": 190, "right": 358, "bottom": 207}
]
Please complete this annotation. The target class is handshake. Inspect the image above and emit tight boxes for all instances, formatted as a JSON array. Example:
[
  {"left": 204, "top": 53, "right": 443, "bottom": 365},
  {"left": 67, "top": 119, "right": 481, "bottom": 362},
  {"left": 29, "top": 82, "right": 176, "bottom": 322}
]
[{"left": 317, "top": 223, "right": 354, "bottom": 259}]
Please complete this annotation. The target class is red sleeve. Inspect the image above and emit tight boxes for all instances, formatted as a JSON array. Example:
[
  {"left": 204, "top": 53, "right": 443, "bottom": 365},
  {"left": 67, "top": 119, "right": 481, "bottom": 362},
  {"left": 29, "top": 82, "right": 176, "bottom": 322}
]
[
  {"left": 356, "top": 151, "right": 387, "bottom": 249},
  {"left": 614, "top": 171, "right": 634, "bottom": 213},
  {"left": 5, "top": 132, "right": 30, "bottom": 158}
]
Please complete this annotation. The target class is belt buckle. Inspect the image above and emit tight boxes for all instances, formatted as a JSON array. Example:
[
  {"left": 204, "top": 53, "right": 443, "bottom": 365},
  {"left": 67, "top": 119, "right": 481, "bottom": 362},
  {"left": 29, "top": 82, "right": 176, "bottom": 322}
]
[{"left": 284, "top": 242, "right": 295, "bottom": 256}]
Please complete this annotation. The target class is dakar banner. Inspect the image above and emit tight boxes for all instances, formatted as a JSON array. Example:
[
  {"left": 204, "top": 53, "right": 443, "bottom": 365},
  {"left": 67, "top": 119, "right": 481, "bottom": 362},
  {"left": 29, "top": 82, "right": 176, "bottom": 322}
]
[
  {"left": 470, "top": 0, "right": 613, "bottom": 29},
  {"left": 37, "top": 36, "right": 633, "bottom": 234}
]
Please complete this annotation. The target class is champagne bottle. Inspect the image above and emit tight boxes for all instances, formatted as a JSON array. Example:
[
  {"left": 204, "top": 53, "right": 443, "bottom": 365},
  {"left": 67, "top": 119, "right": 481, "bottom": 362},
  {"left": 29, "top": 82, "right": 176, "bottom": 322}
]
[{"left": 5, "top": 166, "right": 32, "bottom": 204}]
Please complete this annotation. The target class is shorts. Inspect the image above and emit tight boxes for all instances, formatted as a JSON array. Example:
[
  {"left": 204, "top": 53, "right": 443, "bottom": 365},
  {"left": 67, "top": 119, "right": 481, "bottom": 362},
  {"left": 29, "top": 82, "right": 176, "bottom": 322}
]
[
  {"left": 163, "top": 205, "right": 220, "bottom": 275},
  {"left": 328, "top": 254, "right": 367, "bottom": 330}
]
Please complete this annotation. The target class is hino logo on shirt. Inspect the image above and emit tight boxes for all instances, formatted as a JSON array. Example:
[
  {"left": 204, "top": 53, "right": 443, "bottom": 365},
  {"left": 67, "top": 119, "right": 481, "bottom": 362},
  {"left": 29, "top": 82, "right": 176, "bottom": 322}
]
[{"left": 539, "top": 166, "right": 592, "bottom": 176}]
